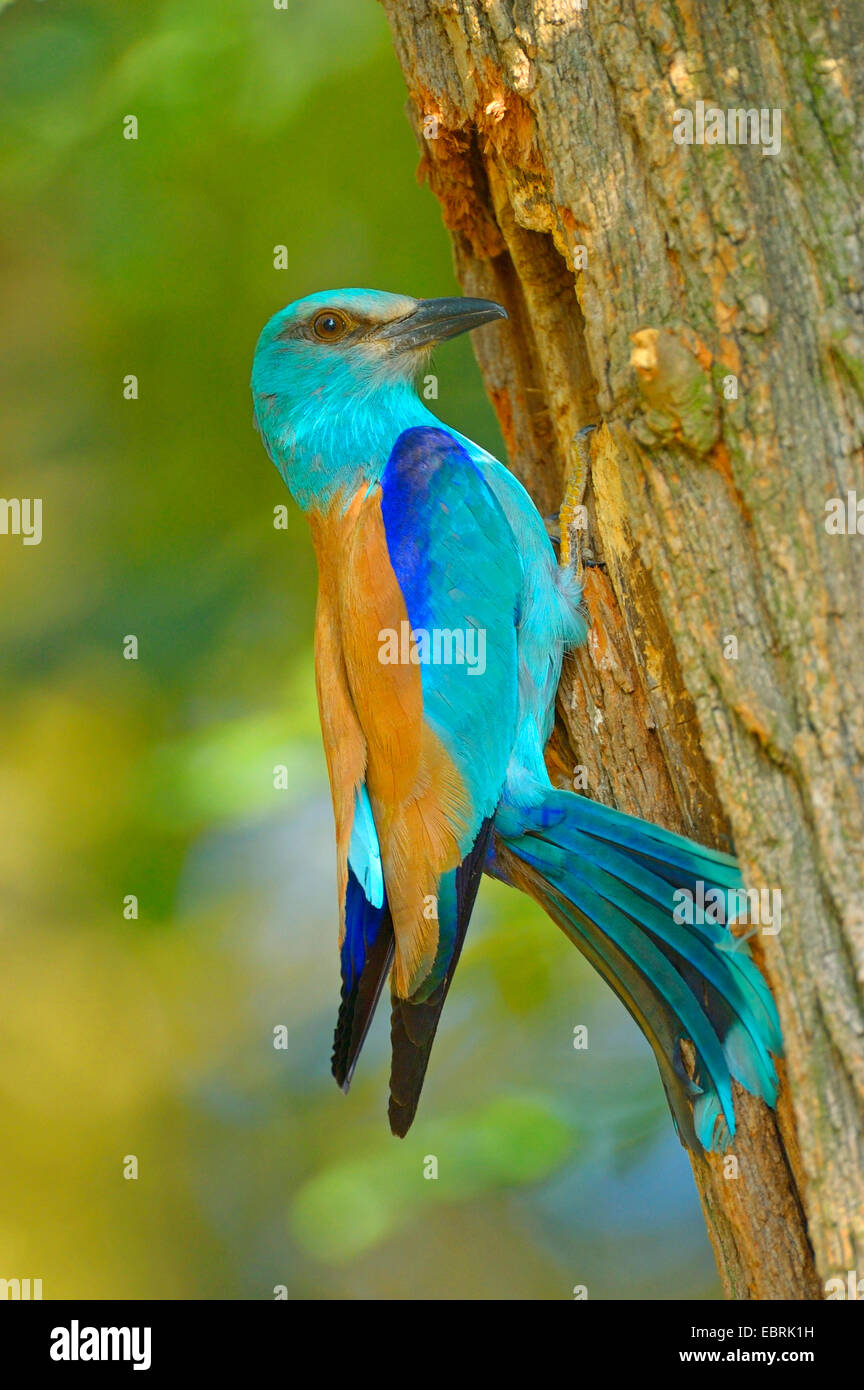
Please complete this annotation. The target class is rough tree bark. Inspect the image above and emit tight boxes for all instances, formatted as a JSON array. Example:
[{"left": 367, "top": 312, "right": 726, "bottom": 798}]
[{"left": 380, "top": 0, "right": 864, "bottom": 1300}]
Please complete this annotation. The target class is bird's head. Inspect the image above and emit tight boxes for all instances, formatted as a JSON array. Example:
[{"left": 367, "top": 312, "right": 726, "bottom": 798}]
[
  {"left": 251, "top": 288, "right": 507, "bottom": 509},
  {"left": 252, "top": 287, "right": 507, "bottom": 401}
]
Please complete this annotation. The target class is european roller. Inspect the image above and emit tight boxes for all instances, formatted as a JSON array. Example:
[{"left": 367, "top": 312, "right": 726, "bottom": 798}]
[{"left": 251, "top": 289, "right": 781, "bottom": 1152}]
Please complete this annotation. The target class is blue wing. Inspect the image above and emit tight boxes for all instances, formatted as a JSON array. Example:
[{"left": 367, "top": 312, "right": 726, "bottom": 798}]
[{"left": 331, "top": 425, "right": 524, "bottom": 1130}]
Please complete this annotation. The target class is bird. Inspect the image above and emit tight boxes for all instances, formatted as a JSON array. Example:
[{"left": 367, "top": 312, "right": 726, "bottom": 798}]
[{"left": 251, "top": 288, "right": 781, "bottom": 1152}]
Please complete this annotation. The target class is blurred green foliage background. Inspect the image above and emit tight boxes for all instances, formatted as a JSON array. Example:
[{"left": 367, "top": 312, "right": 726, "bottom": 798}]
[{"left": 0, "top": 0, "right": 720, "bottom": 1298}]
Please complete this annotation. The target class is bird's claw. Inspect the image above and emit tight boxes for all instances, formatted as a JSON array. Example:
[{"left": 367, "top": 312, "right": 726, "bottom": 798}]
[{"left": 560, "top": 423, "right": 599, "bottom": 573}]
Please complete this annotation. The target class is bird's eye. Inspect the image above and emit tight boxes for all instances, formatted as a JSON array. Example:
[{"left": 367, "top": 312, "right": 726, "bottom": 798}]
[{"left": 311, "top": 309, "right": 350, "bottom": 342}]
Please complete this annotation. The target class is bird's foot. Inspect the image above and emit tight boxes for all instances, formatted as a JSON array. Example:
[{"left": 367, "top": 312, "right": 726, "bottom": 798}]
[{"left": 560, "top": 424, "right": 599, "bottom": 575}]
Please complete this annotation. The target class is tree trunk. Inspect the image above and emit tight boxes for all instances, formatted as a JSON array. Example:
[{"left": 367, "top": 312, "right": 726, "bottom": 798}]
[{"left": 380, "top": 0, "right": 864, "bottom": 1300}]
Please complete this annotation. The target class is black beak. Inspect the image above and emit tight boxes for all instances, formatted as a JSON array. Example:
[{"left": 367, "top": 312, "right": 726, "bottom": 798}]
[{"left": 378, "top": 296, "right": 507, "bottom": 350}]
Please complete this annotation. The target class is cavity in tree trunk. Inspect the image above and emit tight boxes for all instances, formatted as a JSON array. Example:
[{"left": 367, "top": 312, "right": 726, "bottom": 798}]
[{"left": 380, "top": 0, "right": 864, "bottom": 1301}]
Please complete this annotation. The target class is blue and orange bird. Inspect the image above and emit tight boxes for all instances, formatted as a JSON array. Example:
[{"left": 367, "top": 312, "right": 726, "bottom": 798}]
[{"left": 251, "top": 289, "right": 781, "bottom": 1151}]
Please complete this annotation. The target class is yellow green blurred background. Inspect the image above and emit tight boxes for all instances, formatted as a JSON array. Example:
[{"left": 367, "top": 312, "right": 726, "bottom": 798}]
[{"left": 0, "top": 0, "right": 720, "bottom": 1298}]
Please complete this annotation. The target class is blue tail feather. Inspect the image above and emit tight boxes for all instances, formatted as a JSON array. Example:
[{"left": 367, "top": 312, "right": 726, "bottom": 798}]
[{"left": 491, "top": 786, "right": 782, "bottom": 1153}]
